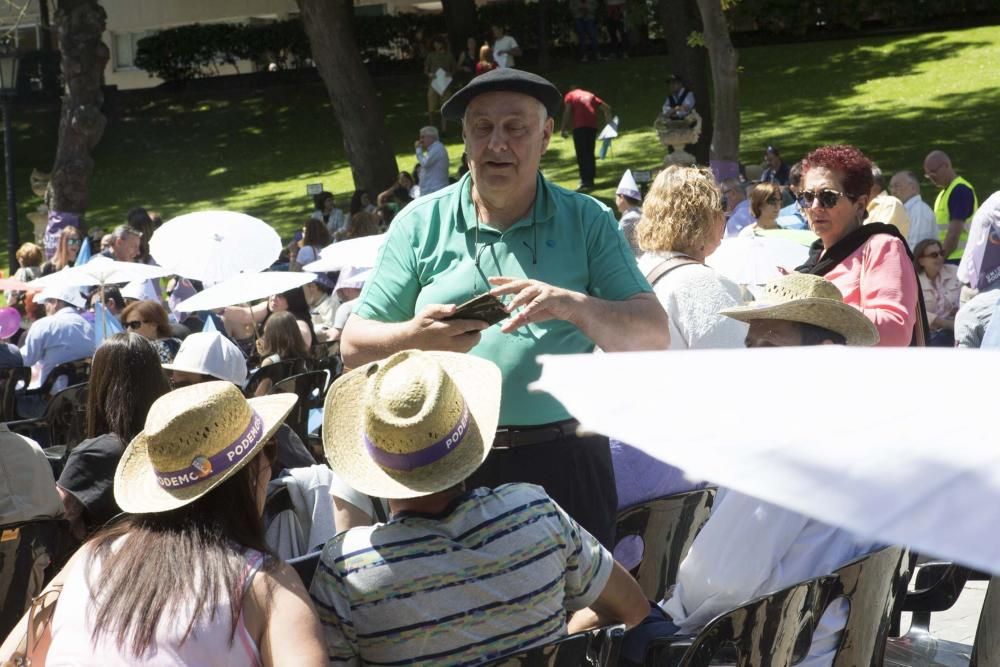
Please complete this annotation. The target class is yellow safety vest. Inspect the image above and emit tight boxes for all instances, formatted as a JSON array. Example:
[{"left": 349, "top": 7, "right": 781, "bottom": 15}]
[{"left": 934, "top": 176, "right": 978, "bottom": 260}]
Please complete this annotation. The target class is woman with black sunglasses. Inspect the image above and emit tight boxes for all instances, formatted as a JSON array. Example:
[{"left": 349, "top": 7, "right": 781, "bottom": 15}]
[
  {"left": 795, "top": 145, "right": 926, "bottom": 346},
  {"left": 913, "top": 238, "right": 960, "bottom": 346}
]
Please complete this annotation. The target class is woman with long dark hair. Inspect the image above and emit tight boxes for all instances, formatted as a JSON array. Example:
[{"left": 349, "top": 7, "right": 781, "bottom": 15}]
[
  {"left": 11, "top": 382, "right": 325, "bottom": 665},
  {"left": 253, "top": 311, "right": 311, "bottom": 396},
  {"left": 56, "top": 333, "right": 171, "bottom": 540}
]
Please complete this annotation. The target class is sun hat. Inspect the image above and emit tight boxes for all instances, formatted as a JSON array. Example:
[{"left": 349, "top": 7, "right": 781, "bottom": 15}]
[
  {"left": 323, "top": 350, "right": 501, "bottom": 499},
  {"left": 441, "top": 67, "right": 562, "bottom": 121},
  {"left": 162, "top": 331, "right": 248, "bottom": 386},
  {"left": 617, "top": 170, "right": 642, "bottom": 202},
  {"left": 720, "top": 273, "right": 879, "bottom": 346},
  {"left": 334, "top": 265, "right": 372, "bottom": 294},
  {"left": 121, "top": 278, "right": 159, "bottom": 302},
  {"left": 36, "top": 285, "right": 85, "bottom": 309},
  {"left": 114, "top": 381, "right": 296, "bottom": 513}
]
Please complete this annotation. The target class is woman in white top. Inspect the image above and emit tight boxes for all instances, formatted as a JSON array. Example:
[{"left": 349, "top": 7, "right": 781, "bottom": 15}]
[
  {"left": 290, "top": 218, "right": 331, "bottom": 272},
  {"left": 913, "top": 238, "right": 961, "bottom": 346},
  {"left": 1, "top": 382, "right": 326, "bottom": 667},
  {"left": 738, "top": 181, "right": 782, "bottom": 237},
  {"left": 636, "top": 165, "right": 748, "bottom": 349}
]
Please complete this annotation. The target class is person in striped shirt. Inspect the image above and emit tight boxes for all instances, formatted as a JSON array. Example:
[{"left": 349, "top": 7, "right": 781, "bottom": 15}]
[{"left": 311, "top": 349, "right": 647, "bottom": 665}]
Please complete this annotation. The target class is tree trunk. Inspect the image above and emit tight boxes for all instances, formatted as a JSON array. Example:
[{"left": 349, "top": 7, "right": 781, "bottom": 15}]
[
  {"left": 695, "top": 0, "right": 740, "bottom": 180},
  {"left": 45, "top": 0, "right": 108, "bottom": 220},
  {"left": 657, "top": 0, "right": 711, "bottom": 165},
  {"left": 440, "top": 0, "right": 478, "bottom": 60},
  {"left": 297, "top": 0, "right": 398, "bottom": 199},
  {"left": 37, "top": 0, "right": 60, "bottom": 95},
  {"left": 536, "top": 0, "right": 551, "bottom": 70}
]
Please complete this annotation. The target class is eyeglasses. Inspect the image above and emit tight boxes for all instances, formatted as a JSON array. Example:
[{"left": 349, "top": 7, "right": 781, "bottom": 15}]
[
  {"left": 125, "top": 320, "right": 148, "bottom": 330},
  {"left": 921, "top": 250, "right": 944, "bottom": 259},
  {"left": 67, "top": 238, "right": 81, "bottom": 247},
  {"left": 798, "top": 188, "right": 852, "bottom": 209}
]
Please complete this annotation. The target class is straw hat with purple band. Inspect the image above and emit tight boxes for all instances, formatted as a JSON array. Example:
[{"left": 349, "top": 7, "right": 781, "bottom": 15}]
[
  {"left": 114, "top": 381, "right": 297, "bottom": 513},
  {"left": 440, "top": 67, "right": 563, "bottom": 121},
  {"left": 323, "top": 350, "right": 501, "bottom": 499}
]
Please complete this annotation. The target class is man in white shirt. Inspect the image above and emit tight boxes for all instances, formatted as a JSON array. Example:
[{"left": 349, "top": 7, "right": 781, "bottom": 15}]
[
  {"left": 624, "top": 274, "right": 880, "bottom": 667},
  {"left": 721, "top": 178, "right": 752, "bottom": 237},
  {"left": 890, "top": 169, "right": 941, "bottom": 249},
  {"left": 866, "top": 164, "right": 910, "bottom": 238},
  {"left": 414, "top": 126, "right": 450, "bottom": 196},
  {"left": 490, "top": 24, "right": 521, "bottom": 68},
  {"left": 20, "top": 286, "right": 95, "bottom": 390}
]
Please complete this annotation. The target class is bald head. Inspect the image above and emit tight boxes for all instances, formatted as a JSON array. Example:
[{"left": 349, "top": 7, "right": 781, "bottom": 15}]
[{"left": 923, "top": 150, "right": 956, "bottom": 189}]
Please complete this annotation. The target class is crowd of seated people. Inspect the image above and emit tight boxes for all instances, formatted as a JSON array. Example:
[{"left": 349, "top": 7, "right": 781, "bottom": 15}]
[{"left": 1, "top": 129, "right": 998, "bottom": 667}]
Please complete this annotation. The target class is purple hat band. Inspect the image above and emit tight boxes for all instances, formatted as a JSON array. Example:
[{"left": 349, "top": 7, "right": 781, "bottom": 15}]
[
  {"left": 155, "top": 410, "right": 265, "bottom": 490},
  {"left": 364, "top": 402, "right": 471, "bottom": 472}
]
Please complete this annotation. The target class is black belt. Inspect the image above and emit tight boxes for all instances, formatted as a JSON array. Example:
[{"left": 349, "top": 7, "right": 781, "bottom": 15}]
[{"left": 493, "top": 419, "right": 582, "bottom": 449}]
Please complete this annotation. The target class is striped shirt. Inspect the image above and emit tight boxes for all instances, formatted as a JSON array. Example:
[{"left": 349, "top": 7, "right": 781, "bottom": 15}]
[{"left": 309, "top": 483, "right": 613, "bottom": 666}]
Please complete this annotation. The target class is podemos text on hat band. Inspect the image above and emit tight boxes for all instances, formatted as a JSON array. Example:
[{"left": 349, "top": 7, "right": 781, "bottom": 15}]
[
  {"left": 364, "top": 403, "right": 471, "bottom": 472},
  {"left": 155, "top": 410, "right": 265, "bottom": 489}
]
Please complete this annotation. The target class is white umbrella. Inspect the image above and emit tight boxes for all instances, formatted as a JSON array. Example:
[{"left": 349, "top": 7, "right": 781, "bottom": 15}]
[
  {"left": 705, "top": 235, "right": 810, "bottom": 286},
  {"left": 26, "top": 256, "right": 170, "bottom": 290},
  {"left": 531, "top": 347, "right": 1000, "bottom": 575},
  {"left": 150, "top": 211, "right": 282, "bottom": 283},
  {"left": 303, "top": 233, "right": 387, "bottom": 273},
  {"left": 174, "top": 271, "right": 316, "bottom": 312}
]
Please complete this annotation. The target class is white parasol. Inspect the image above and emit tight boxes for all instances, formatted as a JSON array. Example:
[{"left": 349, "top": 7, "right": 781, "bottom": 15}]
[
  {"left": 174, "top": 271, "right": 316, "bottom": 313},
  {"left": 705, "top": 235, "right": 810, "bottom": 287},
  {"left": 26, "top": 256, "right": 170, "bottom": 290},
  {"left": 303, "top": 233, "right": 387, "bottom": 273},
  {"left": 532, "top": 347, "right": 1000, "bottom": 575},
  {"left": 149, "top": 211, "right": 282, "bottom": 283}
]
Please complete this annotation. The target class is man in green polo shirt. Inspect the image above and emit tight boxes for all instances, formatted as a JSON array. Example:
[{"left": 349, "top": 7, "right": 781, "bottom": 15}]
[{"left": 341, "top": 68, "right": 670, "bottom": 545}]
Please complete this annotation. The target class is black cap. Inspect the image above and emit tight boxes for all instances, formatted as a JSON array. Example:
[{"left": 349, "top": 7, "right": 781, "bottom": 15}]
[{"left": 441, "top": 68, "right": 563, "bottom": 121}]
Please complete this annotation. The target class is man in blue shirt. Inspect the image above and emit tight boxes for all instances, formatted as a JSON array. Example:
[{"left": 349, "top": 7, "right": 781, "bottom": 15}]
[
  {"left": 20, "top": 286, "right": 95, "bottom": 390},
  {"left": 414, "top": 126, "right": 450, "bottom": 196}
]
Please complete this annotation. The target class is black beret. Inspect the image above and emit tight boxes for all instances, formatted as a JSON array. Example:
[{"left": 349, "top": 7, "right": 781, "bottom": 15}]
[{"left": 441, "top": 68, "right": 563, "bottom": 121}]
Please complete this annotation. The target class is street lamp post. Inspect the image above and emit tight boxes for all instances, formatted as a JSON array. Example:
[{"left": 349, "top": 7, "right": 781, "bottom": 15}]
[{"left": 0, "top": 46, "right": 20, "bottom": 277}]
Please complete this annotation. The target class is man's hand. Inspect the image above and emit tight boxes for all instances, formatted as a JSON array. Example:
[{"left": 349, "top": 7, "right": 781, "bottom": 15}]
[
  {"left": 414, "top": 140, "right": 422, "bottom": 150},
  {"left": 406, "top": 303, "right": 489, "bottom": 353},
  {"left": 489, "top": 277, "right": 583, "bottom": 333}
]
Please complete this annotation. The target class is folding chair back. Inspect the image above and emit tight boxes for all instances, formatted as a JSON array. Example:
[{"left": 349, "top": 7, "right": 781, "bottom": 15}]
[
  {"left": 0, "top": 519, "right": 74, "bottom": 638},
  {"left": 644, "top": 575, "right": 832, "bottom": 667},
  {"left": 6, "top": 382, "right": 89, "bottom": 457},
  {"left": 0, "top": 366, "right": 29, "bottom": 421},
  {"left": 830, "top": 545, "right": 910, "bottom": 667},
  {"left": 271, "top": 370, "right": 330, "bottom": 444},
  {"left": 614, "top": 488, "right": 716, "bottom": 601},
  {"left": 971, "top": 576, "right": 1000, "bottom": 666},
  {"left": 244, "top": 358, "right": 310, "bottom": 396}
]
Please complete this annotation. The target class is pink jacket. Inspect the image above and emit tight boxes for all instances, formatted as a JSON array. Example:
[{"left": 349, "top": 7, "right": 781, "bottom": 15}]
[{"left": 824, "top": 234, "right": 918, "bottom": 347}]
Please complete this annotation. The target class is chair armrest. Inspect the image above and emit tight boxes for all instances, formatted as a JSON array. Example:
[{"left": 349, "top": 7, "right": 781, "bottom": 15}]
[{"left": 902, "top": 562, "right": 969, "bottom": 613}]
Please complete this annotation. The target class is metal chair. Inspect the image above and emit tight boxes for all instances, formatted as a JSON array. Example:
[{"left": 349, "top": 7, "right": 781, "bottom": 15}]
[
  {"left": 0, "top": 366, "right": 30, "bottom": 421},
  {"left": 270, "top": 370, "right": 330, "bottom": 448},
  {"left": 14, "top": 358, "right": 91, "bottom": 420},
  {"left": 0, "top": 518, "right": 74, "bottom": 638},
  {"left": 287, "top": 550, "right": 322, "bottom": 589},
  {"left": 830, "top": 545, "right": 910, "bottom": 667},
  {"left": 593, "top": 624, "right": 627, "bottom": 667},
  {"left": 614, "top": 488, "right": 716, "bottom": 602},
  {"left": 6, "top": 381, "right": 90, "bottom": 457},
  {"left": 644, "top": 575, "right": 833, "bottom": 667},
  {"left": 484, "top": 632, "right": 592, "bottom": 666},
  {"left": 244, "top": 357, "right": 310, "bottom": 396}
]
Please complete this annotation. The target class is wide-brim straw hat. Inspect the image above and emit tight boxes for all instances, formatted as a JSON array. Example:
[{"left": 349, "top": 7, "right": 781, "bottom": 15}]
[
  {"left": 324, "top": 350, "right": 501, "bottom": 500},
  {"left": 114, "top": 381, "right": 296, "bottom": 513},
  {"left": 720, "top": 272, "right": 879, "bottom": 346}
]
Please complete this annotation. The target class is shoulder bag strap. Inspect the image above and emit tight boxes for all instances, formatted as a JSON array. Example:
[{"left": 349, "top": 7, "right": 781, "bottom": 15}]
[{"left": 644, "top": 256, "right": 702, "bottom": 287}]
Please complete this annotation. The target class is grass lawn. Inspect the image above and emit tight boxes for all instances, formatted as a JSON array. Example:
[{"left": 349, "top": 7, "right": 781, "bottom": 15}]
[{"left": 2, "top": 24, "right": 999, "bottom": 271}]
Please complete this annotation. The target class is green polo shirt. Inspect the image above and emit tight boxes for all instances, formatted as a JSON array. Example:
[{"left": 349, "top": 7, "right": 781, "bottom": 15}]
[{"left": 355, "top": 171, "right": 651, "bottom": 425}]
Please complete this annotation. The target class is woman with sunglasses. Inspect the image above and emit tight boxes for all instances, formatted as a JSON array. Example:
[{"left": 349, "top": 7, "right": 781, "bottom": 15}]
[
  {"left": 119, "top": 299, "right": 181, "bottom": 363},
  {"left": 40, "top": 226, "right": 82, "bottom": 276},
  {"left": 795, "top": 145, "right": 925, "bottom": 346},
  {"left": 739, "top": 182, "right": 782, "bottom": 237},
  {"left": 913, "top": 238, "right": 960, "bottom": 346}
]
